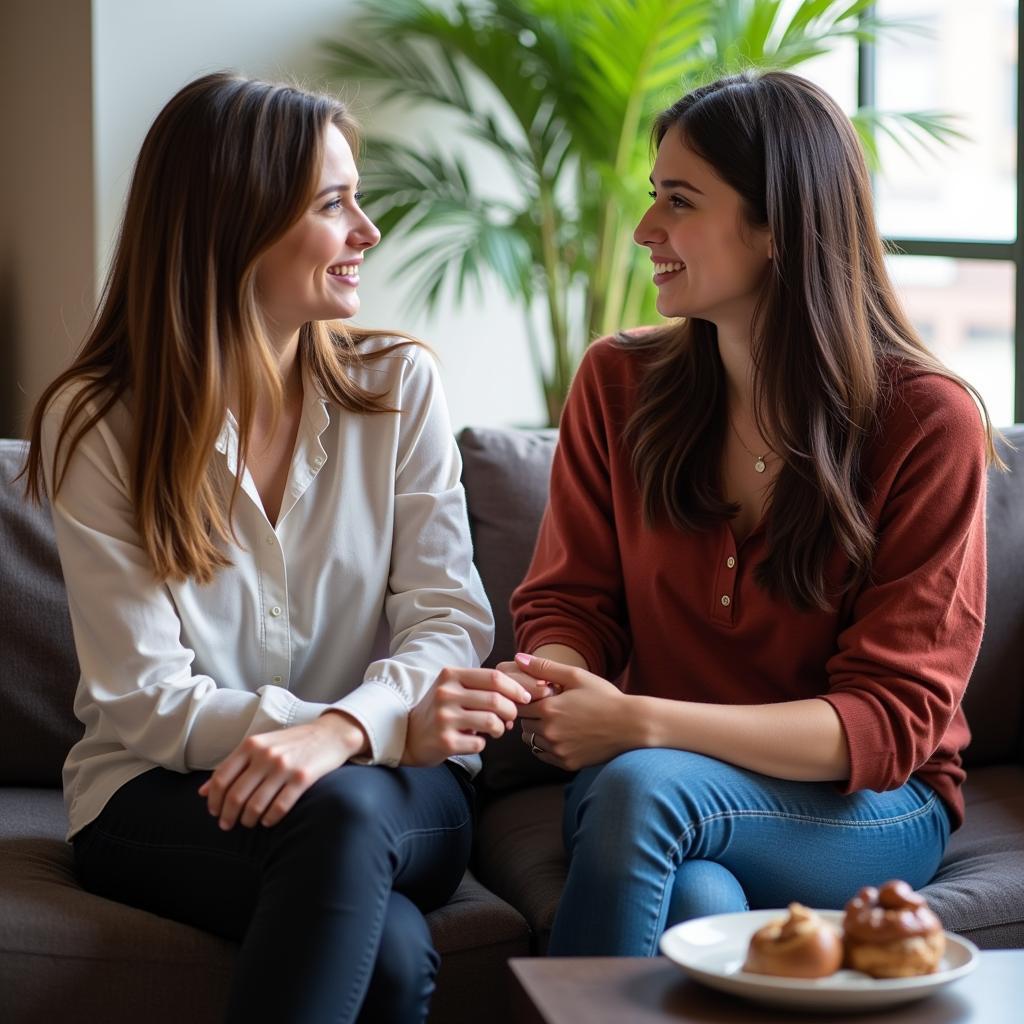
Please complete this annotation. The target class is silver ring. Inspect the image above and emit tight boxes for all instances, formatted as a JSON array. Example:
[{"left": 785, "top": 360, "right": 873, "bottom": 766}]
[{"left": 528, "top": 730, "right": 543, "bottom": 755}]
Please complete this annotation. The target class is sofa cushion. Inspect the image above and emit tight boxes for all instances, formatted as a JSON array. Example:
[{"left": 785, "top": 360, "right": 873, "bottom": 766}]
[
  {"left": 0, "top": 788, "right": 530, "bottom": 1024},
  {"left": 457, "top": 426, "right": 557, "bottom": 668},
  {"left": 963, "top": 425, "right": 1024, "bottom": 767},
  {"left": 0, "top": 440, "right": 81, "bottom": 786},
  {"left": 922, "top": 764, "right": 1024, "bottom": 947},
  {"left": 458, "top": 428, "right": 575, "bottom": 795},
  {"left": 476, "top": 784, "right": 567, "bottom": 952}
]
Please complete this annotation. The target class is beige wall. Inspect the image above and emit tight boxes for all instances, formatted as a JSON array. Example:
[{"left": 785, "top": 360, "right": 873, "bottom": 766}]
[{"left": 0, "top": 0, "right": 95, "bottom": 437}]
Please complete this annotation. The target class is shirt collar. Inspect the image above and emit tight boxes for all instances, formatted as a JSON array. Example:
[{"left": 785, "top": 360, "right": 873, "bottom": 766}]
[{"left": 214, "top": 358, "right": 331, "bottom": 457}]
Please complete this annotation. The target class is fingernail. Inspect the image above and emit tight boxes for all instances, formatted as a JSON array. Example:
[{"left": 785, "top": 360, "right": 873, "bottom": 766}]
[
  {"left": 515, "top": 652, "right": 531, "bottom": 667},
  {"left": 520, "top": 689, "right": 531, "bottom": 703}
]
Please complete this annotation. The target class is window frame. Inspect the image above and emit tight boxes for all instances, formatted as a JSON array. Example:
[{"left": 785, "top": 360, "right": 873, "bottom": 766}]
[{"left": 859, "top": 2, "right": 1023, "bottom": 421}]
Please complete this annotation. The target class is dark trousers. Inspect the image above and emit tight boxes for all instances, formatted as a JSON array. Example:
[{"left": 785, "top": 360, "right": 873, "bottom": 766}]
[{"left": 72, "top": 762, "right": 474, "bottom": 1024}]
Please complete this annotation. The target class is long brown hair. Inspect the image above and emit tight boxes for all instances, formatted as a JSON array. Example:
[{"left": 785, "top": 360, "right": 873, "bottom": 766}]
[
  {"left": 623, "top": 70, "right": 1002, "bottom": 612},
  {"left": 24, "top": 72, "right": 412, "bottom": 584}
]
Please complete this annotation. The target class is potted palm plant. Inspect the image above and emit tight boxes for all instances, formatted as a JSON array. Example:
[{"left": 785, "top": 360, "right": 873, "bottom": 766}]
[{"left": 325, "top": 0, "right": 959, "bottom": 425}]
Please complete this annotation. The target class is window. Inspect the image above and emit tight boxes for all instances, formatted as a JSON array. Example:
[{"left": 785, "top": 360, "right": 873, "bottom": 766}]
[{"left": 803, "top": 1, "right": 1021, "bottom": 424}]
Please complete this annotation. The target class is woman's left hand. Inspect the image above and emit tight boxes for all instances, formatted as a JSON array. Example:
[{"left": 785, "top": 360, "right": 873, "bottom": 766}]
[
  {"left": 510, "top": 653, "right": 636, "bottom": 771},
  {"left": 198, "top": 712, "right": 367, "bottom": 830}
]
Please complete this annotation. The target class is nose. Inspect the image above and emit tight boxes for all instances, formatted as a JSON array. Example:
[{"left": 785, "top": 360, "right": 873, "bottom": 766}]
[
  {"left": 633, "top": 203, "right": 666, "bottom": 249},
  {"left": 352, "top": 207, "right": 381, "bottom": 251}
]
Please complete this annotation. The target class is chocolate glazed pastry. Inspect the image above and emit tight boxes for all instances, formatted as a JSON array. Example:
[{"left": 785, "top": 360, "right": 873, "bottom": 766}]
[
  {"left": 743, "top": 903, "right": 844, "bottom": 978},
  {"left": 843, "top": 880, "right": 946, "bottom": 978}
]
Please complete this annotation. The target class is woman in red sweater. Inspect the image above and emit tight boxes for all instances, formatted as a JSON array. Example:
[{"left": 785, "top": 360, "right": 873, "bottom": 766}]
[{"left": 508, "top": 70, "right": 1001, "bottom": 956}]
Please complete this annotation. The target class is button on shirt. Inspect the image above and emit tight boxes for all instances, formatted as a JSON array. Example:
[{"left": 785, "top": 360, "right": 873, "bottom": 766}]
[{"left": 41, "top": 339, "right": 494, "bottom": 839}]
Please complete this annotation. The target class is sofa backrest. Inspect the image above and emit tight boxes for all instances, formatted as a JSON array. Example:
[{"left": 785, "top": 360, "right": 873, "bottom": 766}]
[
  {"left": 968, "top": 425, "right": 1024, "bottom": 766},
  {"left": 0, "top": 440, "right": 80, "bottom": 785},
  {"left": 2, "top": 425, "right": 1022, "bottom": 790}
]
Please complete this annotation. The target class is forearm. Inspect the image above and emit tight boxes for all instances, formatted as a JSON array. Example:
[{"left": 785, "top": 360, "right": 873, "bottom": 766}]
[
  {"left": 630, "top": 695, "right": 850, "bottom": 782},
  {"left": 531, "top": 643, "right": 590, "bottom": 671}
]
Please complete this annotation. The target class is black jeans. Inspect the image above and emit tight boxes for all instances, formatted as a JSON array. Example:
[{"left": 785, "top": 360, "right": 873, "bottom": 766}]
[{"left": 72, "top": 762, "right": 474, "bottom": 1024}]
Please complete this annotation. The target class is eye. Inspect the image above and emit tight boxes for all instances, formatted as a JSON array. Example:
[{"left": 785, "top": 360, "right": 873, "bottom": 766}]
[
  {"left": 648, "top": 190, "right": 657, "bottom": 199},
  {"left": 353, "top": 191, "right": 365, "bottom": 202},
  {"left": 323, "top": 197, "right": 343, "bottom": 212},
  {"left": 669, "top": 195, "right": 692, "bottom": 210}
]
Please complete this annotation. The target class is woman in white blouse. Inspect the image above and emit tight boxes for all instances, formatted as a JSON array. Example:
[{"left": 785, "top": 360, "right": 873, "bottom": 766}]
[{"left": 22, "top": 72, "right": 527, "bottom": 1024}]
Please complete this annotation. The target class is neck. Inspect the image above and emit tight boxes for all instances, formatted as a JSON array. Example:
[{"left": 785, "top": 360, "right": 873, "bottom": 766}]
[
  {"left": 268, "top": 327, "right": 302, "bottom": 392},
  {"left": 715, "top": 326, "right": 756, "bottom": 416},
  {"left": 228, "top": 327, "right": 303, "bottom": 430}
]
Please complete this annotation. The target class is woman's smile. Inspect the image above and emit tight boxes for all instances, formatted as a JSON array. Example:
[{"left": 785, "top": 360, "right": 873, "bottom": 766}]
[{"left": 652, "top": 257, "right": 685, "bottom": 285}]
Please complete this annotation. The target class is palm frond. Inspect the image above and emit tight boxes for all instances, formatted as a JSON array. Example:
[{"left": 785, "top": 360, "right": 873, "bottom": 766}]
[
  {"left": 853, "top": 108, "right": 967, "bottom": 170},
  {"left": 357, "top": 139, "right": 534, "bottom": 312}
]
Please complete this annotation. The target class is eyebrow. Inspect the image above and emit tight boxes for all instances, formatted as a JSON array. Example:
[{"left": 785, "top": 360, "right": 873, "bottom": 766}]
[
  {"left": 314, "top": 183, "right": 358, "bottom": 199},
  {"left": 649, "top": 175, "right": 705, "bottom": 195}
]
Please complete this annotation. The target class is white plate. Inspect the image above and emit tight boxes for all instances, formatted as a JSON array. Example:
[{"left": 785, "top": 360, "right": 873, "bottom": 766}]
[{"left": 659, "top": 909, "right": 979, "bottom": 1012}]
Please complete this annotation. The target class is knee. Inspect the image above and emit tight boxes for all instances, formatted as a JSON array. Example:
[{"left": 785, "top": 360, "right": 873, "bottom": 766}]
[
  {"left": 568, "top": 750, "right": 727, "bottom": 862},
  {"left": 290, "top": 767, "right": 383, "bottom": 833},
  {"left": 575, "top": 749, "right": 687, "bottom": 829}
]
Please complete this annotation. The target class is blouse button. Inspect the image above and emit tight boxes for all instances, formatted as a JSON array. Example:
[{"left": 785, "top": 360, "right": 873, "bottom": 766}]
[
  {"left": 272, "top": 674, "right": 283, "bottom": 684},
  {"left": 726, "top": 556, "right": 736, "bottom": 569},
  {"left": 720, "top": 595, "right": 731, "bottom": 607},
  {"left": 270, "top": 606, "right": 282, "bottom": 617}
]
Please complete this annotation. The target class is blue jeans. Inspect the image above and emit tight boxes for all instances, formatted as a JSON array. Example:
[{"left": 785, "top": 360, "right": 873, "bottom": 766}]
[
  {"left": 549, "top": 749, "right": 951, "bottom": 956},
  {"left": 72, "top": 762, "right": 473, "bottom": 1024}
]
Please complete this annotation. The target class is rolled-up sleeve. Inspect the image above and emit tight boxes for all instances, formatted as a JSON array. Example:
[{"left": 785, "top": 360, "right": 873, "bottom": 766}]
[{"left": 820, "top": 380, "right": 987, "bottom": 794}]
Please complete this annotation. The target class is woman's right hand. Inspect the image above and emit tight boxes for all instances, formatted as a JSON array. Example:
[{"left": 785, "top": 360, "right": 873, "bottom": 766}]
[{"left": 402, "top": 668, "right": 533, "bottom": 766}]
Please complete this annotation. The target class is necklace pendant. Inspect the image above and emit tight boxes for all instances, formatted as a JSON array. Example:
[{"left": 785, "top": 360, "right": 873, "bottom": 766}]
[{"left": 754, "top": 457, "right": 767, "bottom": 474}]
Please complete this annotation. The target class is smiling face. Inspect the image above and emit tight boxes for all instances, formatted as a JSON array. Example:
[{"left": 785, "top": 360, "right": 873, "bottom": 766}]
[
  {"left": 255, "top": 123, "right": 380, "bottom": 336},
  {"left": 634, "top": 126, "right": 772, "bottom": 332}
]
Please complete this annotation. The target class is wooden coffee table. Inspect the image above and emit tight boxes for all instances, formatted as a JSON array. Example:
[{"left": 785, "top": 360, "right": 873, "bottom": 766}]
[{"left": 510, "top": 951, "right": 1023, "bottom": 1023}]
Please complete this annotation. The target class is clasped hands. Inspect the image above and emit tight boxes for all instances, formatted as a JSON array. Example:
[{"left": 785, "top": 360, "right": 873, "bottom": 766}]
[
  {"left": 199, "top": 666, "right": 533, "bottom": 831},
  {"left": 497, "top": 653, "right": 631, "bottom": 772}
]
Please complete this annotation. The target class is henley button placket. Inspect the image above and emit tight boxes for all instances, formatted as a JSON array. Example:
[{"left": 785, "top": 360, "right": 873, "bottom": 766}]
[{"left": 712, "top": 528, "right": 738, "bottom": 625}]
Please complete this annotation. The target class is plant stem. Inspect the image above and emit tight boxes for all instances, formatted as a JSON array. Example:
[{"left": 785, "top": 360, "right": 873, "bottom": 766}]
[
  {"left": 598, "top": 10, "right": 664, "bottom": 338},
  {"left": 538, "top": 176, "right": 569, "bottom": 424}
]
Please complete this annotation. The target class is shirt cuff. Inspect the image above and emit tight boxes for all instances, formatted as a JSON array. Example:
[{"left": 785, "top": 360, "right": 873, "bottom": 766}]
[
  {"left": 330, "top": 680, "right": 410, "bottom": 767},
  {"left": 819, "top": 691, "right": 899, "bottom": 794}
]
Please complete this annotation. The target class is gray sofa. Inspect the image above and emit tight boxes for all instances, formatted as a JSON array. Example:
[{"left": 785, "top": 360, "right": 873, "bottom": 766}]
[{"left": 2, "top": 424, "right": 1023, "bottom": 1024}]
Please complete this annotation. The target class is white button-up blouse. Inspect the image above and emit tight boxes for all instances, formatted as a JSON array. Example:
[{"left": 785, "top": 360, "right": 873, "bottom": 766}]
[{"left": 41, "top": 338, "right": 494, "bottom": 839}]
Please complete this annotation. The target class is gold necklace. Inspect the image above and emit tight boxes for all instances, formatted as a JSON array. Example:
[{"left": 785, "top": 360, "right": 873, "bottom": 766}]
[{"left": 729, "top": 418, "right": 771, "bottom": 474}]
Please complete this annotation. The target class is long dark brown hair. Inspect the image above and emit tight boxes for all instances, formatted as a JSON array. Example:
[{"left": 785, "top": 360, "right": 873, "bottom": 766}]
[
  {"left": 623, "top": 70, "right": 1001, "bottom": 612},
  {"left": 24, "top": 72, "right": 412, "bottom": 584}
]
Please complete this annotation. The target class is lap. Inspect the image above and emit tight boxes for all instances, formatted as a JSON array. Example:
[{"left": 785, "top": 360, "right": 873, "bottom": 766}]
[
  {"left": 563, "top": 749, "right": 951, "bottom": 907},
  {"left": 567, "top": 748, "right": 947, "bottom": 829},
  {"left": 73, "top": 761, "right": 472, "bottom": 935}
]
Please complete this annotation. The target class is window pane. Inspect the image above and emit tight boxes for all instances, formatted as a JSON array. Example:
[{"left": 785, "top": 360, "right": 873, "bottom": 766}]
[
  {"left": 794, "top": 40, "right": 858, "bottom": 115},
  {"left": 875, "top": 0, "right": 1017, "bottom": 241},
  {"left": 887, "top": 256, "right": 1016, "bottom": 426}
]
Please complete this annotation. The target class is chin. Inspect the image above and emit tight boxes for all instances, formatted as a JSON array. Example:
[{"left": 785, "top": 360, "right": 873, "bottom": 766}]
[{"left": 319, "top": 300, "right": 359, "bottom": 321}]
